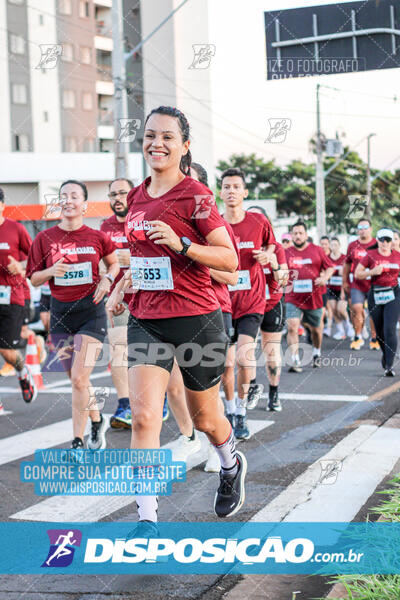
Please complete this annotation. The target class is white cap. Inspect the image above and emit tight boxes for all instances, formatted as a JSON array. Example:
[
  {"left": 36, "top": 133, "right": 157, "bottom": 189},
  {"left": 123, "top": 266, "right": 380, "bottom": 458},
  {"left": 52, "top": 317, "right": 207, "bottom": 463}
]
[{"left": 377, "top": 228, "right": 394, "bottom": 240}]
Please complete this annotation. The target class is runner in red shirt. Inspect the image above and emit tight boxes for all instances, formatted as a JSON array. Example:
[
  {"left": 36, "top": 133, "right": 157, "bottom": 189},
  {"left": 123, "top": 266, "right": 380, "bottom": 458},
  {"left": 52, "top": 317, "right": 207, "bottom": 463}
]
[
  {"left": 320, "top": 235, "right": 331, "bottom": 337},
  {"left": 106, "top": 106, "right": 246, "bottom": 527},
  {"left": 101, "top": 177, "right": 134, "bottom": 430},
  {"left": 326, "top": 237, "right": 353, "bottom": 340},
  {"left": 285, "top": 220, "right": 334, "bottom": 371},
  {"left": 258, "top": 242, "right": 288, "bottom": 411},
  {"left": 355, "top": 228, "right": 400, "bottom": 376},
  {"left": 27, "top": 180, "right": 119, "bottom": 455},
  {"left": 343, "top": 218, "right": 378, "bottom": 350},
  {"left": 0, "top": 188, "right": 37, "bottom": 404},
  {"left": 221, "top": 168, "right": 276, "bottom": 441}
]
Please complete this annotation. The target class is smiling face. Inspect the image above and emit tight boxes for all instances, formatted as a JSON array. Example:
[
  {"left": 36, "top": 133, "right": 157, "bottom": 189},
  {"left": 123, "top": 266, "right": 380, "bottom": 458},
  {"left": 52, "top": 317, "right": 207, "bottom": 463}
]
[
  {"left": 143, "top": 113, "right": 189, "bottom": 174},
  {"left": 59, "top": 183, "right": 86, "bottom": 218}
]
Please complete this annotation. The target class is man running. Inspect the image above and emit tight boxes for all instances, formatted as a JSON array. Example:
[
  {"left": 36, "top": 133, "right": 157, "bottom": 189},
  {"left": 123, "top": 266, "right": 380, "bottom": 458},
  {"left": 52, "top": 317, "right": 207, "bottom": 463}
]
[
  {"left": 0, "top": 188, "right": 37, "bottom": 402},
  {"left": 342, "top": 218, "right": 378, "bottom": 350},
  {"left": 222, "top": 168, "right": 276, "bottom": 439},
  {"left": 285, "top": 221, "right": 334, "bottom": 371},
  {"left": 101, "top": 177, "right": 134, "bottom": 429}
]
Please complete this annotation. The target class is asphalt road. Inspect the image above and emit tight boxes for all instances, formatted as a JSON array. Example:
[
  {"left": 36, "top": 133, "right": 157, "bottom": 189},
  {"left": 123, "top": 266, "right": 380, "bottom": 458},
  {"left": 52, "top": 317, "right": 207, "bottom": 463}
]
[{"left": 0, "top": 332, "right": 399, "bottom": 600}]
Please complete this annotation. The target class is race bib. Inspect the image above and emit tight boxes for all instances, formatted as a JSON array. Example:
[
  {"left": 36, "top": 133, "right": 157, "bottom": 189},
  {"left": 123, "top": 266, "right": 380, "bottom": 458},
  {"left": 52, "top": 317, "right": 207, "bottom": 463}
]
[
  {"left": 130, "top": 256, "right": 174, "bottom": 290},
  {"left": 228, "top": 270, "right": 251, "bottom": 292},
  {"left": 329, "top": 276, "right": 342, "bottom": 286},
  {"left": 293, "top": 279, "right": 312, "bottom": 293},
  {"left": 265, "top": 283, "right": 270, "bottom": 300},
  {"left": 0, "top": 285, "right": 11, "bottom": 305},
  {"left": 349, "top": 273, "right": 354, "bottom": 283},
  {"left": 54, "top": 262, "right": 93, "bottom": 286},
  {"left": 374, "top": 287, "right": 395, "bottom": 305}
]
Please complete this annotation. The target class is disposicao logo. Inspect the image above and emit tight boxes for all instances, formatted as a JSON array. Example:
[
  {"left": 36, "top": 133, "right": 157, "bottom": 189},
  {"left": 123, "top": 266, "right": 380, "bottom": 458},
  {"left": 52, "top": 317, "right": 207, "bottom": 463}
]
[{"left": 41, "top": 529, "right": 82, "bottom": 567}]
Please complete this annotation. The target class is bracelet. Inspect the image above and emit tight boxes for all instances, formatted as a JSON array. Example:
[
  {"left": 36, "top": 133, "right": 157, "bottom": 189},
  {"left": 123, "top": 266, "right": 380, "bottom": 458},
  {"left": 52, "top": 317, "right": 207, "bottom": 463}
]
[{"left": 271, "top": 267, "right": 280, "bottom": 272}]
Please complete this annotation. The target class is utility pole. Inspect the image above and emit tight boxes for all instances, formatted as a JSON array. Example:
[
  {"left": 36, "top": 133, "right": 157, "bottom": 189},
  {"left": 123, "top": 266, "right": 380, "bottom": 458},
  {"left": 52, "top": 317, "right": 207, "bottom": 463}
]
[
  {"left": 112, "top": 0, "right": 129, "bottom": 179},
  {"left": 315, "top": 83, "right": 326, "bottom": 238},
  {"left": 366, "top": 133, "right": 376, "bottom": 219}
]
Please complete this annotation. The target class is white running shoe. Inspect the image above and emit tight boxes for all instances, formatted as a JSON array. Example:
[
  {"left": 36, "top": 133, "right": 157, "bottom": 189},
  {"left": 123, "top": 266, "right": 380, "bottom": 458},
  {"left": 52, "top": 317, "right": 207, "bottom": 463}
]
[
  {"left": 204, "top": 444, "right": 221, "bottom": 473},
  {"left": 362, "top": 325, "right": 369, "bottom": 340},
  {"left": 323, "top": 327, "right": 331, "bottom": 337},
  {"left": 87, "top": 414, "right": 109, "bottom": 450},
  {"left": 173, "top": 430, "right": 202, "bottom": 462},
  {"left": 344, "top": 321, "right": 355, "bottom": 338}
]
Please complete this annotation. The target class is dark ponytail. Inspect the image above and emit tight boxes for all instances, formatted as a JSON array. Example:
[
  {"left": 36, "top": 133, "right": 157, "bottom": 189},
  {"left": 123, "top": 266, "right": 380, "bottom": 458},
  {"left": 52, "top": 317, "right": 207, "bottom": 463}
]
[{"left": 144, "top": 106, "right": 192, "bottom": 175}]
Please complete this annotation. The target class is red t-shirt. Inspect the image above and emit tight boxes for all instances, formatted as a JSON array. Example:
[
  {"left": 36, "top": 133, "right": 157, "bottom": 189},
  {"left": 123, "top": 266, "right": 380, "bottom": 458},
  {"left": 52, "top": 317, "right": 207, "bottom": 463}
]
[
  {"left": 285, "top": 243, "right": 334, "bottom": 310},
  {"left": 125, "top": 176, "right": 228, "bottom": 319},
  {"left": 360, "top": 249, "right": 400, "bottom": 288},
  {"left": 100, "top": 214, "right": 132, "bottom": 304},
  {"left": 327, "top": 253, "right": 346, "bottom": 292},
  {"left": 26, "top": 225, "right": 116, "bottom": 302},
  {"left": 226, "top": 212, "right": 276, "bottom": 319},
  {"left": 0, "top": 218, "right": 32, "bottom": 306},
  {"left": 263, "top": 242, "right": 287, "bottom": 312},
  {"left": 211, "top": 221, "right": 239, "bottom": 314},
  {"left": 345, "top": 238, "right": 376, "bottom": 293}
]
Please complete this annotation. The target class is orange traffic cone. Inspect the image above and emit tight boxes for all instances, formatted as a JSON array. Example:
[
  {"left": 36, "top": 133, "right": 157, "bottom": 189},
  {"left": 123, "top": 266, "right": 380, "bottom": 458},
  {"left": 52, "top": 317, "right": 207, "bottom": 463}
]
[{"left": 25, "top": 333, "right": 45, "bottom": 390}]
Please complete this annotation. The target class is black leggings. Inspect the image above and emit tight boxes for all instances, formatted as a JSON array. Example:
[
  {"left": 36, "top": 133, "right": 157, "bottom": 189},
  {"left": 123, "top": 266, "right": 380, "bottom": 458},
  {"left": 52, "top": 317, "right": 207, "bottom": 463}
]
[{"left": 368, "top": 286, "right": 400, "bottom": 369}]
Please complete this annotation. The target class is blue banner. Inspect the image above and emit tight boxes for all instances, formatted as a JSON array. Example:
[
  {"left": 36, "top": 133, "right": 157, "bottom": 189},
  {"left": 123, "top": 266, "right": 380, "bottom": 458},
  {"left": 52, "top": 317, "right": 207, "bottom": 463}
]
[{"left": 0, "top": 522, "right": 399, "bottom": 574}]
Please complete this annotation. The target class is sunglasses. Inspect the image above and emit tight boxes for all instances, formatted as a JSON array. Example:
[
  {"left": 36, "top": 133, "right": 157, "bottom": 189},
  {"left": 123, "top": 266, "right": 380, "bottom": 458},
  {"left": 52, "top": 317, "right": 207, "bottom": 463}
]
[
  {"left": 378, "top": 237, "right": 392, "bottom": 243},
  {"left": 357, "top": 224, "right": 370, "bottom": 230}
]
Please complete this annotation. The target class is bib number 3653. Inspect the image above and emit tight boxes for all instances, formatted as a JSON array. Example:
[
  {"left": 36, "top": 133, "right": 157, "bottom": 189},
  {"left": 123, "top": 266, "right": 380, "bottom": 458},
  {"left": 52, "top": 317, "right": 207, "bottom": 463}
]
[{"left": 130, "top": 256, "right": 174, "bottom": 290}]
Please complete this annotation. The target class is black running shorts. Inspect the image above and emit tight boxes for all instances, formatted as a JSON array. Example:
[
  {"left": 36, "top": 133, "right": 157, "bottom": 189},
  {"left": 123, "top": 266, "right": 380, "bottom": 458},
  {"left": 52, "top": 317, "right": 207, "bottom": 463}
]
[
  {"left": 260, "top": 297, "right": 286, "bottom": 333},
  {"left": 50, "top": 294, "right": 107, "bottom": 342},
  {"left": 231, "top": 313, "right": 263, "bottom": 344},
  {"left": 0, "top": 304, "right": 24, "bottom": 349},
  {"left": 127, "top": 308, "right": 229, "bottom": 391}
]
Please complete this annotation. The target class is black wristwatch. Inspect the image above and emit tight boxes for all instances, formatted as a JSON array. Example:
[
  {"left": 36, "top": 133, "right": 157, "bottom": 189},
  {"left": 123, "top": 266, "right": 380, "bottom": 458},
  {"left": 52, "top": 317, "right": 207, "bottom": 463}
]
[{"left": 178, "top": 236, "right": 192, "bottom": 256}]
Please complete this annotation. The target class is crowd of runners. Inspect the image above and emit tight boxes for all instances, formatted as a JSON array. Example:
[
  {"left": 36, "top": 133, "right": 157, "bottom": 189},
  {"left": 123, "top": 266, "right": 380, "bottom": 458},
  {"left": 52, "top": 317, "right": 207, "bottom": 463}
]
[{"left": 1, "top": 106, "right": 400, "bottom": 526}]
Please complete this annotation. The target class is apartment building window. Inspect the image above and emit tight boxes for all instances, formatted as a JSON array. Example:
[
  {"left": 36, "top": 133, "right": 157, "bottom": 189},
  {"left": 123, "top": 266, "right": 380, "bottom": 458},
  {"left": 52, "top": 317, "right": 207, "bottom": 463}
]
[
  {"left": 12, "top": 83, "right": 27, "bottom": 104},
  {"left": 58, "top": 0, "right": 72, "bottom": 15},
  {"left": 62, "top": 43, "right": 74, "bottom": 62},
  {"left": 62, "top": 89, "right": 76, "bottom": 109},
  {"left": 10, "top": 34, "right": 25, "bottom": 55},
  {"left": 79, "top": 1, "right": 89, "bottom": 18},
  {"left": 64, "top": 137, "right": 78, "bottom": 152},
  {"left": 80, "top": 46, "right": 91, "bottom": 64},
  {"left": 82, "top": 92, "right": 93, "bottom": 111},
  {"left": 15, "top": 134, "right": 29, "bottom": 151}
]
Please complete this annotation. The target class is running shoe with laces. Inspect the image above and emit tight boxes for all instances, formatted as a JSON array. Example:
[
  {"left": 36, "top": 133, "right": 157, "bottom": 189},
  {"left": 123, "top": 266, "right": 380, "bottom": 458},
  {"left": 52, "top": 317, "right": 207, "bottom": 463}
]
[
  {"left": 234, "top": 415, "right": 251, "bottom": 440},
  {"left": 110, "top": 400, "right": 131, "bottom": 430},
  {"left": 18, "top": 366, "right": 38, "bottom": 403},
  {"left": 62, "top": 437, "right": 84, "bottom": 463},
  {"left": 246, "top": 383, "right": 264, "bottom": 410},
  {"left": 204, "top": 443, "right": 220, "bottom": 473},
  {"left": 173, "top": 430, "right": 202, "bottom": 462},
  {"left": 289, "top": 357, "right": 303, "bottom": 373},
  {"left": 350, "top": 337, "right": 364, "bottom": 350},
  {"left": 267, "top": 389, "right": 282, "bottom": 412},
  {"left": 385, "top": 368, "right": 395, "bottom": 377},
  {"left": 313, "top": 355, "right": 322, "bottom": 368},
  {"left": 214, "top": 451, "right": 247, "bottom": 518},
  {"left": 323, "top": 327, "right": 331, "bottom": 337},
  {"left": 0, "top": 362, "right": 16, "bottom": 377},
  {"left": 369, "top": 339, "right": 380, "bottom": 351},
  {"left": 87, "top": 414, "right": 108, "bottom": 450}
]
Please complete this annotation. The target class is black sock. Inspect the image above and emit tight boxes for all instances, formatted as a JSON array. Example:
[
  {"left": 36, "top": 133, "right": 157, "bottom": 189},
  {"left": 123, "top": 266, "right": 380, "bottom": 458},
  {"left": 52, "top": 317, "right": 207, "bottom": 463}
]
[
  {"left": 189, "top": 427, "right": 195, "bottom": 441},
  {"left": 119, "top": 397, "right": 129, "bottom": 409},
  {"left": 92, "top": 414, "right": 102, "bottom": 426},
  {"left": 371, "top": 337, "right": 377, "bottom": 342},
  {"left": 250, "top": 378, "right": 256, "bottom": 385},
  {"left": 269, "top": 384, "right": 278, "bottom": 393}
]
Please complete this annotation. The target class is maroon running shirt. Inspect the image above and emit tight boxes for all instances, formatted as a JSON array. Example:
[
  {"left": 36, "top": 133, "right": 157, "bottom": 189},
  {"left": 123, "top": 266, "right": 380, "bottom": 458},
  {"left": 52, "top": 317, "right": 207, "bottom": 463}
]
[
  {"left": 360, "top": 249, "right": 400, "bottom": 288},
  {"left": 327, "top": 253, "right": 346, "bottom": 293},
  {"left": 264, "top": 242, "right": 286, "bottom": 312},
  {"left": 100, "top": 214, "right": 132, "bottom": 304},
  {"left": 345, "top": 238, "right": 376, "bottom": 293},
  {"left": 26, "top": 225, "right": 116, "bottom": 302},
  {"left": 125, "top": 176, "right": 228, "bottom": 319},
  {"left": 212, "top": 221, "right": 239, "bottom": 314},
  {"left": 227, "top": 212, "right": 276, "bottom": 319},
  {"left": 285, "top": 243, "right": 334, "bottom": 310},
  {"left": 0, "top": 218, "right": 32, "bottom": 306}
]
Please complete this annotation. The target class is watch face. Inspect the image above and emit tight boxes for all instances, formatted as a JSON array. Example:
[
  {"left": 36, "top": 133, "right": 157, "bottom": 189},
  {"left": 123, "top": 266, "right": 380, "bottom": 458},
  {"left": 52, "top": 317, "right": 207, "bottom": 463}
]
[{"left": 182, "top": 237, "right": 191, "bottom": 246}]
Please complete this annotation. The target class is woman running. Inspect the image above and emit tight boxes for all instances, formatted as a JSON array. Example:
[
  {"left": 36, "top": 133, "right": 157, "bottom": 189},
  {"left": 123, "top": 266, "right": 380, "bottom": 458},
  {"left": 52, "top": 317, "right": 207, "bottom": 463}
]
[
  {"left": 355, "top": 228, "right": 400, "bottom": 376},
  {"left": 106, "top": 106, "right": 246, "bottom": 525},
  {"left": 27, "top": 180, "right": 119, "bottom": 451},
  {"left": 326, "top": 237, "right": 352, "bottom": 340}
]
